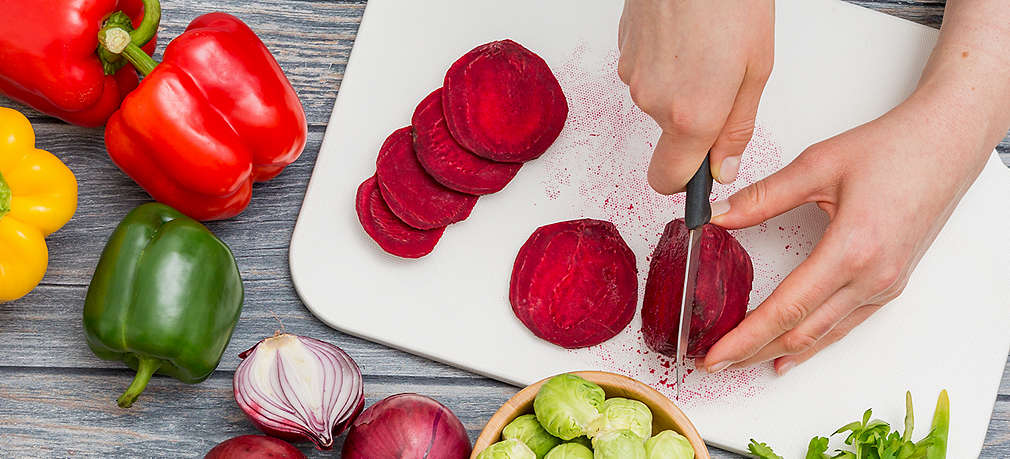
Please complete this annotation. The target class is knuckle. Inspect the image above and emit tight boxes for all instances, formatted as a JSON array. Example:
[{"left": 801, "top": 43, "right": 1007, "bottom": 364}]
[
  {"left": 667, "top": 108, "right": 719, "bottom": 137},
  {"left": 781, "top": 332, "right": 818, "bottom": 355},
  {"left": 871, "top": 266, "right": 903, "bottom": 294},
  {"left": 775, "top": 302, "right": 807, "bottom": 332},
  {"left": 628, "top": 84, "right": 664, "bottom": 118},
  {"left": 741, "top": 180, "right": 771, "bottom": 211},
  {"left": 721, "top": 119, "right": 756, "bottom": 145},
  {"left": 843, "top": 240, "right": 881, "bottom": 271},
  {"left": 617, "top": 59, "right": 631, "bottom": 84}
]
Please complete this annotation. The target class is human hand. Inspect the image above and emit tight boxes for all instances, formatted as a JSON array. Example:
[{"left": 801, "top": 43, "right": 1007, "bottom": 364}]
[
  {"left": 699, "top": 87, "right": 1001, "bottom": 375},
  {"left": 697, "top": 0, "right": 1010, "bottom": 375},
  {"left": 618, "top": 0, "right": 774, "bottom": 194}
]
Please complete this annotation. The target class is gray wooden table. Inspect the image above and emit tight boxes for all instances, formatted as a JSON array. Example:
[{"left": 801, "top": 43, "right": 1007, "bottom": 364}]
[{"left": 0, "top": 1, "right": 1006, "bottom": 457}]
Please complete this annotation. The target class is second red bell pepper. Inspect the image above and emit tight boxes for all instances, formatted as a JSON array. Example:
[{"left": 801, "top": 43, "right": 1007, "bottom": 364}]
[
  {"left": 103, "top": 12, "right": 307, "bottom": 221},
  {"left": 0, "top": 0, "right": 158, "bottom": 127}
]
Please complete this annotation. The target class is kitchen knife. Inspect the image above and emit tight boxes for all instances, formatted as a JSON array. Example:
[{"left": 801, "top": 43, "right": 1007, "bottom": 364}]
[{"left": 675, "top": 154, "right": 713, "bottom": 399}]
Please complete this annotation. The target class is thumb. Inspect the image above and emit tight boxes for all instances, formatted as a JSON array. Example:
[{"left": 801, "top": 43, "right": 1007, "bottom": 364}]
[
  {"left": 710, "top": 68, "right": 769, "bottom": 185},
  {"left": 710, "top": 156, "right": 827, "bottom": 229}
]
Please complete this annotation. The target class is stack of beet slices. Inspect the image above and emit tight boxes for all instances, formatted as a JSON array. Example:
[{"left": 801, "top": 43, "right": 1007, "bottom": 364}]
[{"left": 356, "top": 39, "right": 568, "bottom": 258}]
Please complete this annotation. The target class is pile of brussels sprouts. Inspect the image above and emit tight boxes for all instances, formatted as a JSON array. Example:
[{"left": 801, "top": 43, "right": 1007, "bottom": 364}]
[{"left": 477, "top": 374, "right": 695, "bottom": 459}]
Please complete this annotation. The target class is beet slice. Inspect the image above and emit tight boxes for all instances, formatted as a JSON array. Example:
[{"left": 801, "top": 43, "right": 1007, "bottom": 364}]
[
  {"left": 509, "top": 219, "right": 638, "bottom": 349},
  {"left": 376, "top": 127, "right": 479, "bottom": 230},
  {"left": 356, "top": 175, "right": 445, "bottom": 258},
  {"left": 413, "top": 88, "right": 522, "bottom": 195},
  {"left": 443, "top": 39, "right": 568, "bottom": 163},
  {"left": 641, "top": 219, "right": 753, "bottom": 359}
]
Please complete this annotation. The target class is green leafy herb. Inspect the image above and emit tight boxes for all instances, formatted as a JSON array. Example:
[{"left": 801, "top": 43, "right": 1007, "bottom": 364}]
[
  {"left": 747, "top": 439, "right": 783, "bottom": 459},
  {"left": 805, "top": 436, "right": 829, "bottom": 459},
  {"left": 749, "top": 390, "right": 949, "bottom": 459}
]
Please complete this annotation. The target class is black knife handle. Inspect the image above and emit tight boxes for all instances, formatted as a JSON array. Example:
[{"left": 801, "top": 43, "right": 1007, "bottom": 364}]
[{"left": 685, "top": 154, "right": 713, "bottom": 230}]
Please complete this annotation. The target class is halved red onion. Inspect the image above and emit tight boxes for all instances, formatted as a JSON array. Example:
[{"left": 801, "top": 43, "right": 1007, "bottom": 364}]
[{"left": 234, "top": 333, "right": 364, "bottom": 450}]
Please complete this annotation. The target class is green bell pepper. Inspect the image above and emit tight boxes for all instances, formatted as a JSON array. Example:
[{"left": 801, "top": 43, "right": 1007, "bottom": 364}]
[{"left": 84, "top": 203, "right": 243, "bottom": 408}]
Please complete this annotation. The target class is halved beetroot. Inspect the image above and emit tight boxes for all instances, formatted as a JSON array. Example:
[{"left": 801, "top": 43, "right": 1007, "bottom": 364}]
[
  {"left": 376, "top": 127, "right": 479, "bottom": 230},
  {"left": 356, "top": 175, "right": 445, "bottom": 258},
  {"left": 443, "top": 40, "right": 568, "bottom": 163},
  {"left": 413, "top": 88, "right": 522, "bottom": 195},
  {"left": 641, "top": 219, "right": 753, "bottom": 359},
  {"left": 509, "top": 219, "right": 638, "bottom": 349}
]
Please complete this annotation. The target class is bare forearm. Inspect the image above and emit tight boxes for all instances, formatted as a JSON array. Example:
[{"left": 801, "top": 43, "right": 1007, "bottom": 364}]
[{"left": 915, "top": 0, "right": 1010, "bottom": 154}]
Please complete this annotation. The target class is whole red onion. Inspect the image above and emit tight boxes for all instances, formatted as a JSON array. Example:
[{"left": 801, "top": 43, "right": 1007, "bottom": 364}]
[
  {"left": 204, "top": 435, "right": 305, "bottom": 459},
  {"left": 234, "top": 333, "right": 364, "bottom": 450},
  {"left": 342, "top": 393, "right": 472, "bottom": 458}
]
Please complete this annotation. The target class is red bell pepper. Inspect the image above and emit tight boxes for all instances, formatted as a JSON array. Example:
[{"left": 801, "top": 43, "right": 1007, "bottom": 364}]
[
  {"left": 103, "top": 13, "right": 308, "bottom": 221},
  {"left": 0, "top": 0, "right": 158, "bottom": 127}
]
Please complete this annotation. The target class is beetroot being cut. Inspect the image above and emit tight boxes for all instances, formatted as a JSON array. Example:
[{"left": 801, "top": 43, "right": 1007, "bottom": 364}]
[
  {"left": 443, "top": 39, "right": 568, "bottom": 163},
  {"left": 413, "top": 88, "right": 522, "bottom": 195},
  {"left": 641, "top": 219, "right": 753, "bottom": 359},
  {"left": 510, "top": 219, "right": 638, "bottom": 349},
  {"left": 376, "top": 126, "right": 478, "bottom": 230},
  {"left": 356, "top": 175, "right": 445, "bottom": 258}
]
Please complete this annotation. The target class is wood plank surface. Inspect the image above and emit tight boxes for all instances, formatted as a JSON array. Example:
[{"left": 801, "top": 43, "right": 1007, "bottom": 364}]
[{"left": 0, "top": 1, "right": 1006, "bottom": 457}]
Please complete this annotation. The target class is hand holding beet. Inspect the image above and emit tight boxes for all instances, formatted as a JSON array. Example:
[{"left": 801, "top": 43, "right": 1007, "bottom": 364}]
[{"left": 701, "top": 83, "right": 1002, "bottom": 375}]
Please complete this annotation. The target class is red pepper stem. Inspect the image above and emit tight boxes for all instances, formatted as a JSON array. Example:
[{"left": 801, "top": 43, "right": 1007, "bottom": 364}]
[
  {"left": 117, "top": 357, "right": 162, "bottom": 408},
  {"left": 131, "top": 0, "right": 161, "bottom": 48}
]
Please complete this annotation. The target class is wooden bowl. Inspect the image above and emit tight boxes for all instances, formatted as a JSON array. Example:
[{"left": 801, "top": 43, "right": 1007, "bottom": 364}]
[{"left": 471, "top": 371, "right": 709, "bottom": 458}]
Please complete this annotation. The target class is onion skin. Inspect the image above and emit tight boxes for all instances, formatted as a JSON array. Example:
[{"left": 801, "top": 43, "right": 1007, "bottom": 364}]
[
  {"left": 204, "top": 435, "right": 305, "bottom": 459},
  {"left": 234, "top": 334, "right": 365, "bottom": 450},
  {"left": 342, "top": 393, "right": 472, "bottom": 459}
]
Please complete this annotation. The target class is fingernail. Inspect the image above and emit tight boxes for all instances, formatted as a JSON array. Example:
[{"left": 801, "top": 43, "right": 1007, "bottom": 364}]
[
  {"left": 716, "top": 156, "right": 741, "bottom": 184},
  {"left": 707, "top": 361, "right": 731, "bottom": 374},
  {"left": 710, "top": 199, "right": 730, "bottom": 218},
  {"left": 776, "top": 361, "right": 796, "bottom": 376}
]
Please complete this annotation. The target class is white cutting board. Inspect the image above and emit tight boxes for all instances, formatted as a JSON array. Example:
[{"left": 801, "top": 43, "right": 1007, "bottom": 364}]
[{"left": 290, "top": 0, "right": 1010, "bottom": 456}]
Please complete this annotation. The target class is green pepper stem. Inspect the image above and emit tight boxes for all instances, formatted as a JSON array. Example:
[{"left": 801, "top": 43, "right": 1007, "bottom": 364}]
[
  {"left": 101, "top": 26, "right": 158, "bottom": 76},
  {"left": 0, "top": 171, "right": 10, "bottom": 219},
  {"left": 120, "top": 40, "right": 158, "bottom": 76},
  {"left": 131, "top": 0, "right": 161, "bottom": 48},
  {"left": 117, "top": 357, "right": 162, "bottom": 408},
  {"left": 96, "top": 0, "right": 161, "bottom": 75}
]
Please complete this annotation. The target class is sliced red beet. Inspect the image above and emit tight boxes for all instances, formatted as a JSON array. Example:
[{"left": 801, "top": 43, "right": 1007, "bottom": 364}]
[
  {"left": 641, "top": 219, "right": 753, "bottom": 359},
  {"left": 443, "top": 40, "right": 568, "bottom": 163},
  {"left": 356, "top": 175, "right": 445, "bottom": 258},
  {"left": 376, "top": 127, "right": 479, "bottom": 230},
  {"left": 509, "top": 219, "right": 638, "bottom": 349},
  {"left": 413, "top": 88, "right": 522, "bottom": 195}
]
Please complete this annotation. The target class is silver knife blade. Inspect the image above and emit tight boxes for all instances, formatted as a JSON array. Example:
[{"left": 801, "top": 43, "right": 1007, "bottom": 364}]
[{"left": 675, "top": 226, "right": 704, "bottom": 400}]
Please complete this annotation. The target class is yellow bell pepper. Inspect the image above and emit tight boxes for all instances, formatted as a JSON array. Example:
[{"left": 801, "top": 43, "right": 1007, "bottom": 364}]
[{"left": 0, "top": 107, "right": 78, "bottom": 302}]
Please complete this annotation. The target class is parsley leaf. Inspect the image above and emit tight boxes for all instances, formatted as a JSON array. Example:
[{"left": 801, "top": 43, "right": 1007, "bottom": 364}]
[
  {"left": 748, "top": 390, "right": 949, "bottom": 459},
  {"left": 748, "top": 439, "right": 784, "bottom": 459},
  {"left": 805, "top": 436, "right": 830, "bottom": 459}
]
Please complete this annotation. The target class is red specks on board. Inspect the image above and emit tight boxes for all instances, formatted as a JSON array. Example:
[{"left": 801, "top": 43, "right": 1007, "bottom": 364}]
[{"left": 538, "top": 42, "right": 822, "bottom": 406}]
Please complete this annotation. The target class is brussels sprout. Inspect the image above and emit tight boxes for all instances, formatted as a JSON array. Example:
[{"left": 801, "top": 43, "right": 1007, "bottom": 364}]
[
  {"left": 503, "top": 414, "right": 563, "bottom": 458},
  {"left": 477, "top": 439, "right": 537, "bottom": 459},
  {"left": 588, "top": 397, "right": 653, "bottom": 441},
  {"left": 592, "top": 429, "right": 646, "bottom": 459},
  {"left": 645, "top": 430, "right": 695, "bottom": 459},
  {"left": 544, "top": 442, "right": 593, "bottom": 459},
  {"left": 533, "top": 374, "right": 605, "bottom": 440}
]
